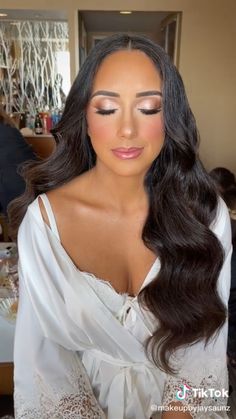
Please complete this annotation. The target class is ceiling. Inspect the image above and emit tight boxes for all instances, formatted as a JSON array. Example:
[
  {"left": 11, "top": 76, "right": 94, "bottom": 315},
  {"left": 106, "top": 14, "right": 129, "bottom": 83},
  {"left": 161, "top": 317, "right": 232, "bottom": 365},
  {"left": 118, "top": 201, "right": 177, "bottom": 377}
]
[
  {"left": 0, "top": 9, "right": 172, "bottom": 32},
  {"left": 80, "top": 11, "right": 170, "bottom": 32},
  {"left": 0, "top": 9, "right": 67, "bottom": 21}
]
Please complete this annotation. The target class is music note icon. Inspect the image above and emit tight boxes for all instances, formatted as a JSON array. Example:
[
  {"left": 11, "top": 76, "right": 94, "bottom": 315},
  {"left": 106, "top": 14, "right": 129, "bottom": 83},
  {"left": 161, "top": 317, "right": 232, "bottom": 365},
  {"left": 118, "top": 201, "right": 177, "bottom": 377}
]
[{"left": 176, "top": 384, "right": 191, "bottom": 400}]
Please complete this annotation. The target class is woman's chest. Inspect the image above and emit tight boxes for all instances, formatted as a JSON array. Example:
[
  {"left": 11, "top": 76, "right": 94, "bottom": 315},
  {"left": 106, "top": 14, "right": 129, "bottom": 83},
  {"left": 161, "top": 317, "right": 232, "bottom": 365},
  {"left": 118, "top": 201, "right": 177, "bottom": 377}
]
[{"left": 60, "top": 213, "right": 156, "bottom": 296}]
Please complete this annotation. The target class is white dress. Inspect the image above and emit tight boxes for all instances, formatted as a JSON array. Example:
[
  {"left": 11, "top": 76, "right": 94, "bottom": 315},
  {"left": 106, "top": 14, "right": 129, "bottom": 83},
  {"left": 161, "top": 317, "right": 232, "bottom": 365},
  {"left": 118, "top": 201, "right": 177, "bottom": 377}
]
[{"left": 14, "top": 194, "right": 232, "bottom": 419}]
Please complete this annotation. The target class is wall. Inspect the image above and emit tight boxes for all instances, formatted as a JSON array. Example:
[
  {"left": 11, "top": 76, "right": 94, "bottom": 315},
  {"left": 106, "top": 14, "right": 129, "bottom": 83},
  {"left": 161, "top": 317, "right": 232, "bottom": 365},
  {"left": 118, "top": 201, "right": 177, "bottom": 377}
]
[
  {"left": 87, "top": 31, "right": 158, "bottom": 51},
  {"left": 1, "top": 0, "right": 236, "bottom": 173}
]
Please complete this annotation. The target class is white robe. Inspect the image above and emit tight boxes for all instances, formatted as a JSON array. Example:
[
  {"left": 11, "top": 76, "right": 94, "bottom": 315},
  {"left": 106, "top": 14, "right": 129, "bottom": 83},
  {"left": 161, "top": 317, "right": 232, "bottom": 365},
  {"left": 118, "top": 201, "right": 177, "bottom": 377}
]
[{"left": 14, "top": 194, "right": 232, "bottom": 419}]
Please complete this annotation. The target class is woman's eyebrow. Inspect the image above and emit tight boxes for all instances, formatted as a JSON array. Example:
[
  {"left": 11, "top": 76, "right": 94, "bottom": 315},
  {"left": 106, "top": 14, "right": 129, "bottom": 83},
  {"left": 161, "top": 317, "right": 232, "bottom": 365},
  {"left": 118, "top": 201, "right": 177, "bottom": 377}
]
[
  {"left": 136, "top": 90, "right": 162, "bottom": 97},
  {"left": 91, "top": 90, "right": 119, "bottom": 98},
  {"left": 90, "top": 90, "right": 162, "bottom": 99}
]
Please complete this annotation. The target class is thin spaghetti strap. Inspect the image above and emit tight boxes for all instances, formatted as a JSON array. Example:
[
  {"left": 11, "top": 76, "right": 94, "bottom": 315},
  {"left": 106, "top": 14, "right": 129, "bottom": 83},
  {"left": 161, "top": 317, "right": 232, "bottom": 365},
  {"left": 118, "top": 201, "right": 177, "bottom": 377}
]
[{"left": 39, "top": 194, "right": 61, "bottom": 241}]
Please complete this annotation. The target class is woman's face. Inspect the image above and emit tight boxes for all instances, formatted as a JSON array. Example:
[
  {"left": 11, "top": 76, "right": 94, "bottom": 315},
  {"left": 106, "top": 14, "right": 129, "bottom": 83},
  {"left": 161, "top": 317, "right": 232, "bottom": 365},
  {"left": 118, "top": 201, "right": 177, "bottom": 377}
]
[{"left": 86, "top": 49, "right": 165, "bottom": 178}]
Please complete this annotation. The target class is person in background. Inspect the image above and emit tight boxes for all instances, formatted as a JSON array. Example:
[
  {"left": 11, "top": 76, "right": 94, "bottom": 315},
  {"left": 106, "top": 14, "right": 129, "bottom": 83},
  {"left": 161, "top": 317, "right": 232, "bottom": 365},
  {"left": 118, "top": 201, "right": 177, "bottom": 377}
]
[
  {"left": 0, "top": 107, "right": 37, "bottom": 215},
  {"left": 209, "top": 167, "right": 236, "bottom": 196},
  {"left": 224, "top": 186, "right": 236, "bottom": 367},
  {"left": 209, "top": 168, "right": 236, "bottom": 368}
]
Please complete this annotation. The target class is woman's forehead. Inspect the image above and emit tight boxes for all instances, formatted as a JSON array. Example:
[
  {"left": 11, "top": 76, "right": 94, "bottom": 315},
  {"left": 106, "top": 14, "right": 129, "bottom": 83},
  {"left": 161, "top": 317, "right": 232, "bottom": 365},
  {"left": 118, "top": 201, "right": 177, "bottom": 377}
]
[{"left": 92, "top": 50, "right": 162, "bottom": 92}]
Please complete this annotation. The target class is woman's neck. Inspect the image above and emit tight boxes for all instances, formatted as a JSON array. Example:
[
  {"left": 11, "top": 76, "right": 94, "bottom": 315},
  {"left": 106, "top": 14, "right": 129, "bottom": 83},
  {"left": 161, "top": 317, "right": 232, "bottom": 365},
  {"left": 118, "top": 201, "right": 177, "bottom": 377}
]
[{"left": 87, "top": 164, "right": 149, "bottom": 215}]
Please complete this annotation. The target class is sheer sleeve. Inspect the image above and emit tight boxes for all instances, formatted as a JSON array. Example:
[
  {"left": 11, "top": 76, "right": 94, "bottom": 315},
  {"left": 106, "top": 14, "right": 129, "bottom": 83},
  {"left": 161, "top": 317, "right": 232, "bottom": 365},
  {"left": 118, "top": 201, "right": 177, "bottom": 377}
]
[
  {"left": 14, "top": 270, "right": 105, "bottom": 419},
  {"left": 162, "top": 199, "right": 232, "bottom": 418}
]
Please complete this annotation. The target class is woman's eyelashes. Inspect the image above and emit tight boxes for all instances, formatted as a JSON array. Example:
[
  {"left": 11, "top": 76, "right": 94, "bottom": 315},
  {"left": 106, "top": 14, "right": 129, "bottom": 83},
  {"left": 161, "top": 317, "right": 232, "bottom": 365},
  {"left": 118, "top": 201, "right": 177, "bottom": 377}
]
[
  {"left": 138, "top": 107, "right": 162, "bottom": 115},
  {"left": 95, "top": 109, "right": 117, "bottom": 115},
  {"left": 95, "top": 106, "right": 162, "bottom": 116}
]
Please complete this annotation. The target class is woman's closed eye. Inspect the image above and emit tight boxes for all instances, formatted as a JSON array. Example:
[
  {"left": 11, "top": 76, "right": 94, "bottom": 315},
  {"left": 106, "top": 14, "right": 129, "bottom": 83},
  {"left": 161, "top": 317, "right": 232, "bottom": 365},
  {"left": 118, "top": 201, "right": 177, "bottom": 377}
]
[
  {"left": 95, "top": 107, "right": 162, "bottom": 116},
  {"left": 94, "top": 97, "right": 162, "bottom": 116},
  {"left": 95, "top": 108, "right": 117, "bottom": 115},
  {"left": 137, "top": 99, "right": 162, "bottom": 115},
  {"left": 138, "top": 107, "right": 162, "bottom": 115}
]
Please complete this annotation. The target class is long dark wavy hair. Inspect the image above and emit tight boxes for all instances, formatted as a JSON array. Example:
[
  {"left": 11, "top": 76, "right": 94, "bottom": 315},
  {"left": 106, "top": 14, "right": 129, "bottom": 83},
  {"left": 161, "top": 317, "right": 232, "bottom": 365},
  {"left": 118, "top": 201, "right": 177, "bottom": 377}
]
[{"left": 9, "top": 34, "right": 225, "bottom": 374}]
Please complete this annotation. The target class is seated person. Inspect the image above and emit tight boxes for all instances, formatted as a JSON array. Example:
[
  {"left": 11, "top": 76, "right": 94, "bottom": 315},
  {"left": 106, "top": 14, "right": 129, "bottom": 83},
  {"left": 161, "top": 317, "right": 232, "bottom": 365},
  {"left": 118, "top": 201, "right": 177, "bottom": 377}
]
[
  {"left": 0, "top": 107, "right": 37, "bottom": 215},
  {"left": 210, "top": 168, "right": 236, "bottom": 367},
  {"left": 224, "top": 186, "right": 236, "bottom": 367},
  {"left": 209, "top": 167, "right": 236, "bottom": 196}
]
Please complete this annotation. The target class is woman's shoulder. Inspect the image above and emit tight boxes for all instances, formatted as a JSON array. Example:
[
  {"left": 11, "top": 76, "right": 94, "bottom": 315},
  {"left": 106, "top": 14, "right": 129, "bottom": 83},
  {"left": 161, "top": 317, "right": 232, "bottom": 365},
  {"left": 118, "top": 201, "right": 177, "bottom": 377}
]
[
  {"left": 46, "top": 172, "right": 94, "bottom": 211},
  {"left": 211, "top": 196, "right": 230, "bottom": 230},
  {"left": 19, "top": 195, "right": 44, "bottom": 233},
  {"left": 26, "top": 174, "right": 91, "bottom": 227},
  {"left": 210, "top": 196, "right": 232, "bottom": 252},
  {"left": 18, "top": 172, "right": 94, "bottom": 248}
]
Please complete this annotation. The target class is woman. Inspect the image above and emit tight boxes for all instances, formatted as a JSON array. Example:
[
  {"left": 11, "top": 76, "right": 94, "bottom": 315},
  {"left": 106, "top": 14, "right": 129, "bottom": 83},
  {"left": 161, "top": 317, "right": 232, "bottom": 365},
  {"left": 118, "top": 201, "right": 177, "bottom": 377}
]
[
  {"left": 9, "top": 34, "right": 232, "bottom": 418},
  {"left": 0, "top": 107, "right": 36, "bottom": 215}
]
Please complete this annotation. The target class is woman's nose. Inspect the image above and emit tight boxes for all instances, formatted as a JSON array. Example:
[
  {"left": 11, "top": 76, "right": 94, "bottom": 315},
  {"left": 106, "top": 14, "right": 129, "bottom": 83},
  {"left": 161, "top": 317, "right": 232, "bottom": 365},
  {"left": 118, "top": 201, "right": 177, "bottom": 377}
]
[{"left": 117, "top": 111, "right": 137, "bottom": 140}]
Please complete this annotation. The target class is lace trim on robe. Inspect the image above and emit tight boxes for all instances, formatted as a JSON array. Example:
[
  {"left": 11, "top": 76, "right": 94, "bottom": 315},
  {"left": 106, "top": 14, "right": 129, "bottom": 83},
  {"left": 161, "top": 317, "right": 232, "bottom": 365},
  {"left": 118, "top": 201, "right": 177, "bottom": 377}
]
[{"left": 14, "top": 369, "right": 106, "bottom": 419}]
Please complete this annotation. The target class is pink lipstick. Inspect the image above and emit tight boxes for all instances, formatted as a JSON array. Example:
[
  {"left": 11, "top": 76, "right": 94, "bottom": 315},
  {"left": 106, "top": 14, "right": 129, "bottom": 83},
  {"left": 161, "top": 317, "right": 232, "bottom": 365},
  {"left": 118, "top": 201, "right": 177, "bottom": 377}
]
[{"left": 111, "top": 147, "right": 144, "bottom": 160}]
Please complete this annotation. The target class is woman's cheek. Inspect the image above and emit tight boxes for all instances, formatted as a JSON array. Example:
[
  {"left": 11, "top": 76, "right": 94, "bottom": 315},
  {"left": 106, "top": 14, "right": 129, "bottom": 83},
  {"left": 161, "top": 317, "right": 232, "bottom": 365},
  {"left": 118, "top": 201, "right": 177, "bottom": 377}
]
[
  {"left": 87, "top": 116, "right": 114, "bottom": 142},
  {"left": 142, "top": 119, "right": 164, "bottom": 144}
]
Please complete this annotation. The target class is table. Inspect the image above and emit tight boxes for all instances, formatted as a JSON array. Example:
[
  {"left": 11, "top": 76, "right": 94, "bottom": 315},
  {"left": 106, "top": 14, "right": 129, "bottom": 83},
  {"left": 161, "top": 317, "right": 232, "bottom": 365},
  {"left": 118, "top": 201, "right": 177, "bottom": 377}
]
[{"left": 24, "top": 134, "right": 56, "bottom": 158}]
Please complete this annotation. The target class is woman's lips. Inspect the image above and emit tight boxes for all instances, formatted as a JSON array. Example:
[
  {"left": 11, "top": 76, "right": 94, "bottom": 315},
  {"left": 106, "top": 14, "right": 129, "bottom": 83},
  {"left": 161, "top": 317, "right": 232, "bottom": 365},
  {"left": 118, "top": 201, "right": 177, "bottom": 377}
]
[{"left": 111, "top": 147, "right": 144, "bottom": 160}]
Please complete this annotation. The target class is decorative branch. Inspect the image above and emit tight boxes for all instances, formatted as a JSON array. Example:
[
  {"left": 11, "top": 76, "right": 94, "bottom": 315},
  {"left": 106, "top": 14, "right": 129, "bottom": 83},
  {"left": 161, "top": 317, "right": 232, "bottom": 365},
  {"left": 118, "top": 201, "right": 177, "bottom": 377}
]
[{"left": 0, "top": 20, "right": 69, "bottom": 114}]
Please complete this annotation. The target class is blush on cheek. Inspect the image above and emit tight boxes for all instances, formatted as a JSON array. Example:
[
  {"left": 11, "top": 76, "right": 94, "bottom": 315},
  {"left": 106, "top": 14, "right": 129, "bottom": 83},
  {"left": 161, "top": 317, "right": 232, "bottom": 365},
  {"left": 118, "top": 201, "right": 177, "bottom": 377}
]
[
  {"left": 87, "top": 109, "right": 104, "bottom": 139},
  {"left": 89, "top": 125, "right": 113, "bottom": 143},
  {"left": 143, "top": 120, "right": 164, "bottom": 144},
  {"left": 87, "top": 115, "right": 114, "bottom": 142}
]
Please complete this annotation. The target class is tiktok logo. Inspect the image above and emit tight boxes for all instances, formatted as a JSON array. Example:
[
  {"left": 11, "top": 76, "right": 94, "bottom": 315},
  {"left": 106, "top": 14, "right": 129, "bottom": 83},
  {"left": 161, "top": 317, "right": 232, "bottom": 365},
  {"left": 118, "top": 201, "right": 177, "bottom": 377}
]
[{"left": 176, "top": 384, "right": 191, "bottom": 400}]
